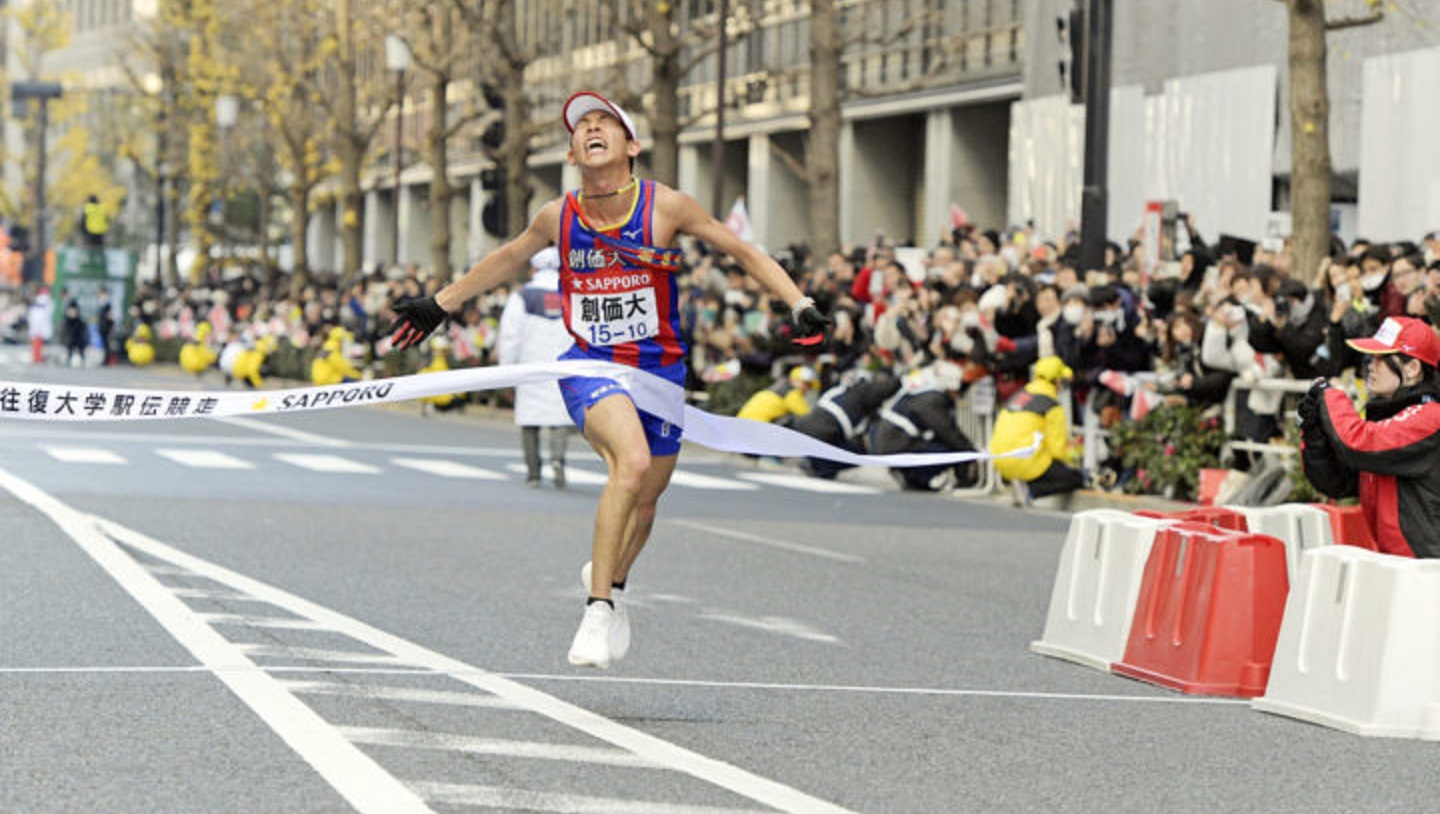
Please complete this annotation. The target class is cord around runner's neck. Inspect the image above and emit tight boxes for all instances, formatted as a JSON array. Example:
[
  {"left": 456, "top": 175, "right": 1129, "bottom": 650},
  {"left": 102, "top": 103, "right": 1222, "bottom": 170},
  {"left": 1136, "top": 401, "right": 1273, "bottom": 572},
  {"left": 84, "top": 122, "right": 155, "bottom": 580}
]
[{"left": 579, "top": 176, "right": 637, "bottom": 200}]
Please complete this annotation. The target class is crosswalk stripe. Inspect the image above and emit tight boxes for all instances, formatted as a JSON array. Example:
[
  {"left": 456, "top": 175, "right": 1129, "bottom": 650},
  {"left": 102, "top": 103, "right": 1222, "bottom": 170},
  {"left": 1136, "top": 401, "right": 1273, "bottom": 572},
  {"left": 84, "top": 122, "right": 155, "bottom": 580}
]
[
  {"left": 390, "top": 457, "right": 506, "bottom": 480},
  {"left": 273, "top": 452, "right": 380, "bottom": 474},
  {"left": 409, "top": 781, "right": 775, "bottom": 814},
  {"left": 280, "top": 681, "right": 518, "bottom": 709},
  {"left": 340, "top": 727, "right": 655, "bottom": 767},
  {"left": 43, "top": 446, "right": 126, "bottom": 464},
  {"left": 736, "top": 471, "right": 881, "bottom": 495},
  {"left": 156, "top": 449, "right": 254, "bottom": 469}
]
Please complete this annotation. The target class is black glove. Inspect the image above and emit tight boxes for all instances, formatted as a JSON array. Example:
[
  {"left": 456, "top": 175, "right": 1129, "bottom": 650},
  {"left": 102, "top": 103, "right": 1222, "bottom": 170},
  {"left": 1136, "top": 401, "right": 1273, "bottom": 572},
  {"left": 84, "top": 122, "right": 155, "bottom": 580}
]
[
  {"left": 388, "top": 296, "right": 450, "bottom": 350},
  {"left": 792, "top": 303, "right": 833, "bottom": 346},
  {"left": 1296, "top": 378, "right": 1329, "bottom": 427}
]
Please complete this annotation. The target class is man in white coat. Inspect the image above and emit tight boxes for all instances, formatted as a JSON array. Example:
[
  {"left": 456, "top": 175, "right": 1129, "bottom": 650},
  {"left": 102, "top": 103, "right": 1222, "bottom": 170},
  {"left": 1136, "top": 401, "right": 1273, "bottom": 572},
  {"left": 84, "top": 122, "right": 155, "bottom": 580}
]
[{"left": 498, "top": 247, "right": 576, "bottom": 487}]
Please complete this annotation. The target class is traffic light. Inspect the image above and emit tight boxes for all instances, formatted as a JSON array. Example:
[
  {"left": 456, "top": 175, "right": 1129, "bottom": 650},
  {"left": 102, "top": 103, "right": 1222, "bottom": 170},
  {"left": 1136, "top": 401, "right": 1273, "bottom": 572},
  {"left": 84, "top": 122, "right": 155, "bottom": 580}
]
[
  {"left": 481, "top": 120, "right": 504, "bottom": 151},
  {"left": 1060, "top": 1, "right": 1085, "bottom": 104},
  {"left": 481, "top": 167, "right": 507, "bottom": 237},
  {"left": 482, "top": 197, "right": 508, "bottom": 238}
]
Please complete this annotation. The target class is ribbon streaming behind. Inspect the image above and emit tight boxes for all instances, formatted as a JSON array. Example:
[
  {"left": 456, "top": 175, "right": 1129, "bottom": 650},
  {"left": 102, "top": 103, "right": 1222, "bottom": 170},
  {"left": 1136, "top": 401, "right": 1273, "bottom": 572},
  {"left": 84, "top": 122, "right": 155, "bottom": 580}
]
[{"left": 0, "top": 362, "right": 1035, "bottom": 468}]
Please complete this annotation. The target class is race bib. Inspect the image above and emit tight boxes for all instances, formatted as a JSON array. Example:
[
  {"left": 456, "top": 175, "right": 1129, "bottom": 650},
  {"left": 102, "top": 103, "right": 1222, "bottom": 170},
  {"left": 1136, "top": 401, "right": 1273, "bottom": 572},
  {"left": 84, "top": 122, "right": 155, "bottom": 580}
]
[{"left": 570, "top": 288, "right": 660, "bottom": 346}]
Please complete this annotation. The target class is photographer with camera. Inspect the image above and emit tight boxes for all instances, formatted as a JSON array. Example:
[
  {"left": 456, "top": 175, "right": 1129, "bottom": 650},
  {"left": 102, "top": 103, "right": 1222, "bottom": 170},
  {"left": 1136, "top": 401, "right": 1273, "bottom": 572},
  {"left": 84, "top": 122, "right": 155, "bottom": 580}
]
[
  {"left": 1299, "top": 317, "right": 1440, "bottom": 559},
  {"left": 1248, "top": 277, "right": 1327, "bottom": 380}
]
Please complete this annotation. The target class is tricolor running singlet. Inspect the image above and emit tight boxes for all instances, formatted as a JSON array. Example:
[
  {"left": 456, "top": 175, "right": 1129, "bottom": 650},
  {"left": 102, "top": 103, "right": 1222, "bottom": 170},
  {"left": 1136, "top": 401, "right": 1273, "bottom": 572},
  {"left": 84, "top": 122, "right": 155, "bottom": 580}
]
[{"left": 557, "top": 180, "right": 686, "bottom": 372}]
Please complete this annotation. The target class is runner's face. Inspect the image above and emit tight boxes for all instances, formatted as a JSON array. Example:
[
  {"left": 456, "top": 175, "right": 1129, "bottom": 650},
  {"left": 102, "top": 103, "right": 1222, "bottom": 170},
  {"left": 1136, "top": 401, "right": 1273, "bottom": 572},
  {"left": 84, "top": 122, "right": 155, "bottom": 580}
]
[{"left": 569, "top": 111, "right": 634, "bottom": 168}]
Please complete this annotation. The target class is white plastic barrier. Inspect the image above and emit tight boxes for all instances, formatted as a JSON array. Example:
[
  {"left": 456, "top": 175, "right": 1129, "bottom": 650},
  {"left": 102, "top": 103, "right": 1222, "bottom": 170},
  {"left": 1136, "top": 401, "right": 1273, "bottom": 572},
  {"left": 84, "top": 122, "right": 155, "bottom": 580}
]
[
  {"left": 1234, "top": 504, "right": 1334, "bottom": 584},
  {"left": 1253, "top": 546, "right": 1440, "bottom": 738},
  {"left": 1031, "top": 510, "right": 1174, "bottom": 671}
]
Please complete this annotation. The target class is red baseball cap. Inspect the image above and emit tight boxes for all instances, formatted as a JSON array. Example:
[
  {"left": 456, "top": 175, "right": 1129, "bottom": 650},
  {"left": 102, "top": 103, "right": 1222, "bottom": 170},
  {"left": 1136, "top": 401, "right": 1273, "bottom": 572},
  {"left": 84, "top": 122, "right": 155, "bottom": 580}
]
[
  {"left": 1346, "top": 316, "right": 1440, "bottom": 368},
  {"left": 562, "top": 91, "right": 637, "bottom": 141}
]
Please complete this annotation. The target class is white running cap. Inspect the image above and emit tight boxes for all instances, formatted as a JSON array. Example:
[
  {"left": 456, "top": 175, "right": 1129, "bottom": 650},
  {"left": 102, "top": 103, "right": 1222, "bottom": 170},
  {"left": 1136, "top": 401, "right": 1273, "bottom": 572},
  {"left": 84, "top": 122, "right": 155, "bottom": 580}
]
[{"left": 562, "top": 91, "right": 637, "bottom": 141}]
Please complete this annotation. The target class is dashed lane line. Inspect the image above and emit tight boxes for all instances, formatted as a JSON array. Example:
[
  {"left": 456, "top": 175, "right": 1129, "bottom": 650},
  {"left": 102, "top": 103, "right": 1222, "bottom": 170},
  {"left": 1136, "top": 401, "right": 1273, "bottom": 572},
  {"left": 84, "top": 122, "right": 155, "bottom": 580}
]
[
  {"left": 272, "top": 452, "right": 381, "bottom": 474},
  {"left": 390, "top": 457, "right": 507, "bottom": 480},
  {"left": 42, "top": 445, "right": 126, "bottom": 464},
  {"left": 156, "top": 448, "right": 254, "bottom": 469},
  {"left": 671, "top": 519, "right": 865, "bottom": 564}
]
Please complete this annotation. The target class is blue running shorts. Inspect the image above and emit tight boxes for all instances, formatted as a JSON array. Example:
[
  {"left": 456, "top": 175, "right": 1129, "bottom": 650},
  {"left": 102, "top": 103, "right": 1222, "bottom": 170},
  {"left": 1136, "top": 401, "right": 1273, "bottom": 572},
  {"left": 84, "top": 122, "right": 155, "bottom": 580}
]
[{"left": 558, "top": 362, "right": 685, "bottom": 456}]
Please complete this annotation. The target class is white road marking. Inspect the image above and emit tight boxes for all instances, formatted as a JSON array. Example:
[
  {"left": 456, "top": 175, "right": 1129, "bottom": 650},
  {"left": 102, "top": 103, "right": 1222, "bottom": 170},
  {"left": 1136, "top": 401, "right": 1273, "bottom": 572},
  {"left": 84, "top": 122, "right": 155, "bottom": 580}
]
[
  {"left": 697, "top": 611, "right": 841, "bottom": 645},
  {"left": 84, "top": 516, "right": 861, "bottom": 813},
  {"left": 671, "top": 519, "right": 864, "bottom": 564},
  {"left": 409, "top": 781, "right": 775, "bottom": 814},
  {"left": 736, "top": 471, "right": 880, "bottom": 495},
  {"left": 211, "top": 414, "right": 350, "bottom": 447},
  {"left": 340, "top": 727, "right": 656, "bottom": 767},
  {"left": 199, "top": 613, "right": 327, "bottom": 631},
  {"left": 156, "top": 448, "right": 254, "bottom": 469},
  {"left": 240, "top": 644, "right": 413, "bottom": 666},
  {"left": 666, "top": 469, "right": 761, "bottom": 491},
  {"left": 505, "top": 462, "right": 609, "bottom": 486},
  {"left": 390, "top": 457, "right": 507, "bottom": 480},
  {"left": 280, "top": 681, "right": 518, "bottom": 709},
  {"left": 0, "top": 663, "right": 1251, "bottom": 705},
  {"left": 0, "top": 466, "right": 435, "bottom": 814},
  {"left": 43, "top": 446, "right": 126, "bottom": 464},
  {"left": 273, "top": 452, "right": 380, "bottom": 474},
  {"left": 170, "top": 587, "right": 270, "bottom": 601}
]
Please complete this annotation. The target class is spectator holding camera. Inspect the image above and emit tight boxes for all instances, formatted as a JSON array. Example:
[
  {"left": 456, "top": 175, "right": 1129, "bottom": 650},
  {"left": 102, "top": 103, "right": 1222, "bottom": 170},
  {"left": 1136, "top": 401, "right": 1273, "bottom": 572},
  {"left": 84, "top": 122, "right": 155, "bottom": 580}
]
[
  {"left": 1249, "top": 277, "right": 1328, "bottom": 380},
  {"left": 1300, "top": 317, "right": 1440, "bottom": 558}
]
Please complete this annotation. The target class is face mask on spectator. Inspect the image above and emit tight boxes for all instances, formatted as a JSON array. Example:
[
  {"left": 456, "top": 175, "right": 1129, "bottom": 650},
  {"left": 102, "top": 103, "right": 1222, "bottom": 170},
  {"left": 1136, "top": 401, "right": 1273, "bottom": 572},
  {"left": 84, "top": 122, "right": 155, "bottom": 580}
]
[
  {"left": 1334, "top": 283, "right": 1352, "bottom": 303},
  {"left": 1361, "top": 271, "right": 1388, "bottom": 292},
  {"left": 960, "top": 310, "right": 981, "bottom": 329},
  {"left": 1062, "top": 303, "right": 1086, "bottom": 325}
]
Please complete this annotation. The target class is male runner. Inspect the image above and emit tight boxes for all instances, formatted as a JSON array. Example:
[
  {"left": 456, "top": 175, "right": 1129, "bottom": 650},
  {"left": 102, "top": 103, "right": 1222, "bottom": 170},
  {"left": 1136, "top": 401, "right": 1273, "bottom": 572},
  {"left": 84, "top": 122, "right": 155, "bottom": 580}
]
[{"left": 390, "top": 91, "right": 830, "bottom": 668}]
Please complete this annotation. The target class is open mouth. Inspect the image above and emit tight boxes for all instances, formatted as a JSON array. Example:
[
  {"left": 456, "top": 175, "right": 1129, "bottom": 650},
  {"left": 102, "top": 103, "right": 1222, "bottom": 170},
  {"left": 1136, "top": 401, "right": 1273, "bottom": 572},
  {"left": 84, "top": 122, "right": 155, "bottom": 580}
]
[{"left": 585, "top": 137, "right": 607, "bottom": 155}]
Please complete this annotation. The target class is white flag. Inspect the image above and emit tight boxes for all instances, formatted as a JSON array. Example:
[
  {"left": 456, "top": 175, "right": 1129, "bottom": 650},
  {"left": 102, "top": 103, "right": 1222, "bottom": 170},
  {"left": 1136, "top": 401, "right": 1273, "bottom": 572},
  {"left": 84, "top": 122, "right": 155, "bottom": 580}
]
[{"left": 724, "top": 197, "right": 754, "bottom": 243}]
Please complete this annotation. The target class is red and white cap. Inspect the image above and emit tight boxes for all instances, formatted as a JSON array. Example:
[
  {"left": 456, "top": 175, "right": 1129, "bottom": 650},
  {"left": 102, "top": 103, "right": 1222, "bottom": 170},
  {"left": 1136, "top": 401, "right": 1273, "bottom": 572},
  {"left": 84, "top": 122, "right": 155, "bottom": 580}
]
[
  {"left": 562, "top": 91, "right": 637, "bottom": 141},
  {"left": 1346, "top": 316, "right": 1440, "bottom": 368}
]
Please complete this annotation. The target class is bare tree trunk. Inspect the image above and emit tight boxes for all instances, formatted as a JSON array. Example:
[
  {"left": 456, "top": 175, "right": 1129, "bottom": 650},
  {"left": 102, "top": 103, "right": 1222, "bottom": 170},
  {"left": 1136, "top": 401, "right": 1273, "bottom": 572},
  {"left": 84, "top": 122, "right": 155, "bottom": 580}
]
[
  {"left": 334, "top": 0, "right": 365, "bottom": 284},
  {"left": 807, "top": 0, "right": 842, "bottom": 255},
  {"left": 502, "top": 81, "right": 534, "bottom": 237},
  {"left": 646, "top": 1, "right": 681, "bottom": 187},
  {"left": 427, "top": 70, "right": 454, "bottom": 282},
  {"left": 1287, "top": 0, "right": 1330, "bottom": 285},
  {"left": 288, "top": 185, "right": 310, "bottom": 300}
]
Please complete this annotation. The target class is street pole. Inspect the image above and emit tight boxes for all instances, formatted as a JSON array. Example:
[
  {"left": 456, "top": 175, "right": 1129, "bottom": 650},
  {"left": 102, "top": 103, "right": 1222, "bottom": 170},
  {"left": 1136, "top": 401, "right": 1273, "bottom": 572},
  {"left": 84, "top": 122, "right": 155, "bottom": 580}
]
[
  {"left": 1077, "top": 0, "right": 1113, "bottom": 276},
  {"left": 10, "top": 81, "right": 63, "bottom": 284},
  {"left": 393, "top": 69, "right": 403, "bottom": 266},
  {"left": 215, "top": 94, "right": 238, "bottom": 276},
  {"left": 710, "top": 0, "right": 728, "bottom": 218},
  {"left": 385, "top": 35, "right": 410, "bottom": 269}
]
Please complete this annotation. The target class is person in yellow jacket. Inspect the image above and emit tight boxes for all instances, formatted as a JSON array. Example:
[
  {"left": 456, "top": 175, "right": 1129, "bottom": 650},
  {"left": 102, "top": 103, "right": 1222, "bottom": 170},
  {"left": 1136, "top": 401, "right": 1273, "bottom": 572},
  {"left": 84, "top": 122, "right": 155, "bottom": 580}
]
[
  {"left": 232, "top": 335, "right": 278, "bottom": 389},
  {"left": 737, "top": 365, "right": 819, "bottom": 426},
  {"left": 125, "top": 323, "right": 156, "bottom": 367},
  {"left": 310, "top": 327, "right": 362, "bottom": 386},
  {"left": 179, "top": 321, "right": 218, "bottom": 375},
  {"left": 418, "top": 336, "right": 465, "bottom": 412},
  {"left": 989, "top": 355, "right": 1084, "bottom": 503}
]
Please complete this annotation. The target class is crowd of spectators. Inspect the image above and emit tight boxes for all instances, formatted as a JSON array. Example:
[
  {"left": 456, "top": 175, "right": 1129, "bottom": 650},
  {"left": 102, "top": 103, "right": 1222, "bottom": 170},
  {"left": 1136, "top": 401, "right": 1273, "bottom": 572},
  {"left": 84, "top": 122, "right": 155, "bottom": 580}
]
[{"left": 8, "top": 218, "right": 1440, "bottom": 489}]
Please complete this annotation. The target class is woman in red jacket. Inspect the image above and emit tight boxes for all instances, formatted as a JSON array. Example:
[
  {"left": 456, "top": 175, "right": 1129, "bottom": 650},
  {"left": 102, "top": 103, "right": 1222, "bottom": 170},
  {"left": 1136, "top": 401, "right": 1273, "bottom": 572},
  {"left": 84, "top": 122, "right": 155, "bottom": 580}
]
[{"left": 1299, "top": 317, "right": 1440, "bottom": 558}]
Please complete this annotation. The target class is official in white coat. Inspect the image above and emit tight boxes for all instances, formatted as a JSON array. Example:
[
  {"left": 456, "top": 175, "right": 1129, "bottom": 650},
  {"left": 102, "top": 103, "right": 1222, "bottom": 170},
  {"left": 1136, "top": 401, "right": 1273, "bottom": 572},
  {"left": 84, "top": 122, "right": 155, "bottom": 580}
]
[{"left": 498, "top": 247, "right": 576, "bottom": 486}]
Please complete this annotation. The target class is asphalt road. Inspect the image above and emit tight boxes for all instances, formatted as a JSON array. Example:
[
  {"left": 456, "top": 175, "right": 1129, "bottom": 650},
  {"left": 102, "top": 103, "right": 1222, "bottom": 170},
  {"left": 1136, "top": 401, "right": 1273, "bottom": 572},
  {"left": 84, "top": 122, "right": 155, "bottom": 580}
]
[{"left": 1, "top": 345, "right": 1437, "bottom": 813}]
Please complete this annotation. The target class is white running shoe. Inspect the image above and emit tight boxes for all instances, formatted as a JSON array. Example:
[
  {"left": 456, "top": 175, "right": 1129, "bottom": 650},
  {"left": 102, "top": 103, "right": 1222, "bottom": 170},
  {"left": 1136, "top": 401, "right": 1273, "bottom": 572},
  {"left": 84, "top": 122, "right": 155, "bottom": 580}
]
[
  {"left": 567, "top": 603, "right": 614, "bottom": 669},
  {"left": 580, "top": 561, "right": 630, "bottom": 662}
]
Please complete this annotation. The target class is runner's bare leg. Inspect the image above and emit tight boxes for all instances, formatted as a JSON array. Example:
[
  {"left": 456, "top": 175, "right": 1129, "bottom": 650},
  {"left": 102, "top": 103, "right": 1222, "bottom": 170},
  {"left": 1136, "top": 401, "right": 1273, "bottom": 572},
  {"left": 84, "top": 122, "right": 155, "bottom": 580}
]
[{"left": 581, "top": 394, "right": 653, "bottom": 599}]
